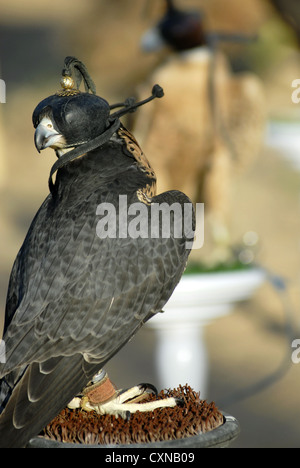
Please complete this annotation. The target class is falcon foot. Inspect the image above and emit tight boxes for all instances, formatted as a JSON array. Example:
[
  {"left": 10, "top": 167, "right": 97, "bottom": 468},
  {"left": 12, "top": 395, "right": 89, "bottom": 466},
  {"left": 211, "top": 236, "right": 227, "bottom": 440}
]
[{"left": 67, "top": 370, "right": 183, "bottom": 419}]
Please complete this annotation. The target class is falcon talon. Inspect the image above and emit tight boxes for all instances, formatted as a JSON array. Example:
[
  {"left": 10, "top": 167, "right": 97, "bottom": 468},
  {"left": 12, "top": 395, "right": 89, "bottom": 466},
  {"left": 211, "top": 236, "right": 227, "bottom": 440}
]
[
  {"left": 175, "top": 397, "right": 185, "bottom": 407},
  {"left": 0, "top": 56, "right": 194, "bottom": 448},
  {"left": 138, "top": 382, "right": 158, "bottom": 395}
]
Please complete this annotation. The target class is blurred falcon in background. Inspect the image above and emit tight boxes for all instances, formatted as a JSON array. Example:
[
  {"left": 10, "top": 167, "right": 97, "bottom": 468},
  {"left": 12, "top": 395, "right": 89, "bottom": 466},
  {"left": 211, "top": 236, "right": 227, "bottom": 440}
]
[{"left": 0, "top": 57, "right": 194, "bottom": 447}]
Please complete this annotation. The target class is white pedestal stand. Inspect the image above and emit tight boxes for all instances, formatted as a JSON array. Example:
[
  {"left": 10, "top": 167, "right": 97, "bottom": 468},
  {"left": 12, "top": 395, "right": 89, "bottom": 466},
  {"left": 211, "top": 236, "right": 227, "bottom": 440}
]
[{"left": 146, "top": 268, "right": 266, "bottom": 397}]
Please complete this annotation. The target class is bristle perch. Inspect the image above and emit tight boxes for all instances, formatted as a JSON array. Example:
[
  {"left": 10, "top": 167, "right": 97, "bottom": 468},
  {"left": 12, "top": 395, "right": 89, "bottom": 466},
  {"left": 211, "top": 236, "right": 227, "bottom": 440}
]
[{"left": 40, "top": 385, "right": 224, "bottom": 445}]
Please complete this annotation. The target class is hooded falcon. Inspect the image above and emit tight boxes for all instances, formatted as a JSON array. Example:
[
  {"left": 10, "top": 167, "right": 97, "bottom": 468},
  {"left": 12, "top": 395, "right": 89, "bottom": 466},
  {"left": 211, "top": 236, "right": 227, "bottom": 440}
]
[{"left": 0, "top": 57, "right": 194, "bottom": 448}]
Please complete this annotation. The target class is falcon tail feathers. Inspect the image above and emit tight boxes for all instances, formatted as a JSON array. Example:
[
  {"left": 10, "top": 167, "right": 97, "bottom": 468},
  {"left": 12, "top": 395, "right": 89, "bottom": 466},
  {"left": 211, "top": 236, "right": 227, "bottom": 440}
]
[{"left": 0, "top": 355, "right": 102, "bottom": 448}]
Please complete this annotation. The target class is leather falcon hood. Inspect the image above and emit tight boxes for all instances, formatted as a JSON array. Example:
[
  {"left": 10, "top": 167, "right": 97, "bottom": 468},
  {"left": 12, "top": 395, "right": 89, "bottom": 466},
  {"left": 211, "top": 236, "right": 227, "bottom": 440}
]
[{"left": 32, "top": 92, "right": 111, "bottom": 147}]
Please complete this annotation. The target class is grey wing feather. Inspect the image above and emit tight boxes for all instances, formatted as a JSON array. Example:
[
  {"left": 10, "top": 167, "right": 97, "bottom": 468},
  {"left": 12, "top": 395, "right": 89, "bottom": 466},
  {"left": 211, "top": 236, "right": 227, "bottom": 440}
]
[{"left": 0, "top": 188, "right": 193, "bottom": 447}]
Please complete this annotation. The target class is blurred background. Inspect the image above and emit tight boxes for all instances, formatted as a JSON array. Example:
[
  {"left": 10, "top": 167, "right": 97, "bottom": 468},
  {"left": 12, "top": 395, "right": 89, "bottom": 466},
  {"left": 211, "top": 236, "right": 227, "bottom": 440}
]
[{"left": 1, "top": 0, "right": 300, "bottom": 448}]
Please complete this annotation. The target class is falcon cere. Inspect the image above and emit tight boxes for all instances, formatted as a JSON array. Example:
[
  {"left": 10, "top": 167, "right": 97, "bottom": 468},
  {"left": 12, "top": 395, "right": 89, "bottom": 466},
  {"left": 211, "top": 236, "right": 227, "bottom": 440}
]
[{"left": 96, "top": 195, "right": 204, "bottom": 249}]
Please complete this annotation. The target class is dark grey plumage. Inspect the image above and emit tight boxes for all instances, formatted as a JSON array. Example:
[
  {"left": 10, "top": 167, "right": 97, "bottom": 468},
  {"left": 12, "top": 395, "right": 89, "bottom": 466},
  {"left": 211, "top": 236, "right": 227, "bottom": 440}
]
[{"left": 0, "top": 122, "right": 194, "bottom": 447}]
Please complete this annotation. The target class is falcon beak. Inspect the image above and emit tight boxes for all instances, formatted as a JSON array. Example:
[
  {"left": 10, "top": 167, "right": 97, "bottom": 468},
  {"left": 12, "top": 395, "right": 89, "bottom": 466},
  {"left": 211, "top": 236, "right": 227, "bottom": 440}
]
[{"left": 34, "top": 117, "right": 65, "bottom": 153}]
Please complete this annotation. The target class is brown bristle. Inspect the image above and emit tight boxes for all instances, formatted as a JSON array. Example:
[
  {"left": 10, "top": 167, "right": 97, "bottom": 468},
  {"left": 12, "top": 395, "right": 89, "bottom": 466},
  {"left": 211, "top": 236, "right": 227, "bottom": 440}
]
[{"left": 40, "top": 385, "right": 224, "bottom": 445}]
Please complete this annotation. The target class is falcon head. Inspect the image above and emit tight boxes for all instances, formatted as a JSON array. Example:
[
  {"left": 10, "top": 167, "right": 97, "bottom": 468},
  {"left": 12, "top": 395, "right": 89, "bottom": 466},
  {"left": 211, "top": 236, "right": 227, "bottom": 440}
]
[
  {"left": 33, "top": 90, "right": 110, "bottom": 154},
  {"left": 32, "top": 57, "right": 163, "bottom": 158}
]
